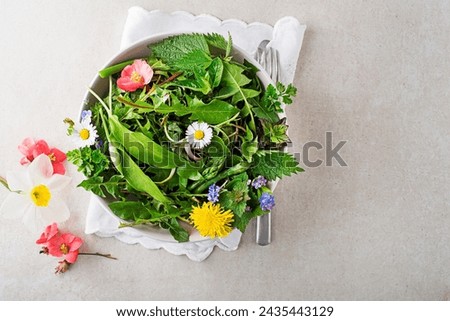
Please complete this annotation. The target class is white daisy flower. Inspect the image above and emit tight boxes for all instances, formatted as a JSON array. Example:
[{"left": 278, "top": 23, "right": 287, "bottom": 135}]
[
  {"left": 0, "top": 154, "right": 71, "bottom": 232},
  {"left": 185, "top": 121, "right": 213, "bottom": 149},
  {"left": 72, "top": 117, "right": 98, "bottom": 148}
]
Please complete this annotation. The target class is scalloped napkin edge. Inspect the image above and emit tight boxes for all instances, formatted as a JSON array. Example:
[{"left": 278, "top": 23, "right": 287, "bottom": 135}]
[{"left": 85, "top": 7, "right": 306, "bottom": 261}]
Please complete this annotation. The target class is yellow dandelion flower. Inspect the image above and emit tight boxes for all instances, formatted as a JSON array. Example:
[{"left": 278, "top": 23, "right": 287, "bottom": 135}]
[{"left": 190, "top": 202, "right": 234, "bottom": 238}]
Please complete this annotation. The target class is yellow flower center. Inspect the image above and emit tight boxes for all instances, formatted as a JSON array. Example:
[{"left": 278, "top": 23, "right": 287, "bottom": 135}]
[
  {"left": 79, "top": 128, "right": 90, "bottom": 140},
  {"left": 190, "top": 202, "right": 234, "bottom": 238},
  {"left": 131, "top": 71, "right": 143, "bottom": 83},
  {"left": 48, "top": 153, "right": 56, "bottom": 162},
  {"left": 60, "top": 243, "right": 69, "bottom": 255},
  {"left": 30, "top": 185, "right": 51, "bottom": 207},
  {"left": 194, "top": 130, "right": 205, "bottom": 140}
]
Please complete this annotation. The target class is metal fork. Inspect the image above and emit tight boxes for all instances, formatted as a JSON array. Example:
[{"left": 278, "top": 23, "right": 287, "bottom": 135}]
[{"left": 255, "top": 40, "right": 281, "bottom": 246}]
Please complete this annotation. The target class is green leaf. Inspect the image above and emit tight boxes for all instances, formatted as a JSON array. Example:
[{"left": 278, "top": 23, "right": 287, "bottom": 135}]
[
  {"left": 251, "top": 151, "right": 304, "bottom": 181},
  {"left": 67, "top": 147, "right": 109, "bottom": 178},
  {"left": 171, "top": 49, "right": 212, "bottom": 72},
  {"left": 226, "top": 32, "right": 232, "bottom": 57},
  {"left": 175, "top": 72, "right": 212, "bottom": 94},
  {"left": 231, "top": 88, "right": 260, "bottom": 104},
  {"left": 108, "top": 115, "right": 192, "bottom": 169},
  {"left": 189, "top": 99, "right": 239, "bottom": 124},
  {"left": 234, "top": 207, "right": 268, "bottom": 233},
  {"left": 177, "top": 167, "right": 203, "bottom": 181},
  {"left": 208, "top": 57, "right": 224, "bottom": 88},
  {"left": 160, "top": 218, "right": 190, "bottom": 242},
  {"left": 220, "top": 61, "right": 251, "bottom": 88},
  {"left": 109, "top": 201, "right": 164, "bottom": 221},
  {"left": 78, "top": 175, "right": 125, "bottom": 199},
  {"left": 264, "top": 123, "right": 289, "bottom": 144},
  {"left": 205, "top": 33, "right": 228, "bottom": 52},
  {"left": 150, "top": 33, "right": 209, "bottom": 67},
  {"left": 262, "top": 82, "right": 298, "bottom": 113},
  {"left": 241, "top": 140, "right": 258, "bottom": 162},
  {"left": 116, "top": 148, "right": 172, "bottom": 205},
  {"left": 219, "top": 174, "right": 249, "bottom": 217},
  {"left": 219, "top": 61, "right": 255, "bottom": 121}
]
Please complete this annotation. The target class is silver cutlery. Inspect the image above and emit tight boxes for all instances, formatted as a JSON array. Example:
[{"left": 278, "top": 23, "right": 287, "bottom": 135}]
[{"left": 255, "top": 40, "right": 281, "bottom": 246}]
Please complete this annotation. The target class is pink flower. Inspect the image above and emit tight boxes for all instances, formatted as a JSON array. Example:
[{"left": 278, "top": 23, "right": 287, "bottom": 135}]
[
  {"left": 47, "top": 233, "right": 83, "bottom": 264},
  {"left": 36, "top": 223, "right": 60, "bottom": 245},
  {"left": 117, "top": 59, "right": 153, "bottom": 92},
  {"left": 18, "top": 138, "right": 67, "bottom": 175}
]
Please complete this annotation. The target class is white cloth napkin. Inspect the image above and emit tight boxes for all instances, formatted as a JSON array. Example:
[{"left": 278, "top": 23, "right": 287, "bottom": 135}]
[{"left": 85, "top": 7, "right": 306, "bottom": 262}]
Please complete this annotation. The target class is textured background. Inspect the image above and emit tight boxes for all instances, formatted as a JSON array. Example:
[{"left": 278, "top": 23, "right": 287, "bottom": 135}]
[{"left": 0, "top": 0, "right": 448, "bottom": 300}]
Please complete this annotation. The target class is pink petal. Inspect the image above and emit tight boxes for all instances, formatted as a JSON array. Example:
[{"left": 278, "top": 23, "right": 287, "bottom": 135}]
[
  {"left": 18, "top": 137, "right": 35, "bottom": 156},
  {"left": 134, "top": 59, "right": 153, "bottom": 84},
  {"left": 19, "top": 157, "right": 31, "bottom": 165},
  {"left": 65, "top": 251, "right": 79, "bottom": 264},
  {"left": 52, "top": 162, "right": 66, "bottom": 175},
  {"left": 28, "top": 154, "right": 54, "bottom": 184},
  {"left": 50, "top": 148, "right": 66, "bottom": 162},
  {"left": 32, "top": 140, "right": 50, "bottom": 158},
  {"left": 117, "top": 77, "right": 143, "bottom": 92},
  {"left": 120, "top": 64, "right": 134, "bottom": 78}
]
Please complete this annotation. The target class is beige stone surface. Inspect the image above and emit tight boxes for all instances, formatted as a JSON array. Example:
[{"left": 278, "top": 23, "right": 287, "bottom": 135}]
[{"left": 0, "top": 0, "right": 448, "bottom": 300}]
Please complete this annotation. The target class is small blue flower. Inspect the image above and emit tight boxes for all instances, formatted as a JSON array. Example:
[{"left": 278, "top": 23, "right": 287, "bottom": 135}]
[
  {"left": 95, "top": 138, "right": 104, "bottom": 149},
  {"left": 259, "top": 192, "right": 275, "bottom": 211},
  {"left": 81, "top": 110, "right": 92, "bottom": 121},
  {"left": 252, "top": 176, "right": 268, "bottom": 189},
  {"left": 207, "top": 184, "right": 221, "bottom": 203}
]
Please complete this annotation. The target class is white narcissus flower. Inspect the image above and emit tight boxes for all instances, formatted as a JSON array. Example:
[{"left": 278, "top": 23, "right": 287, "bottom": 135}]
[
  {"left": 185, "top": 121, "right": 213, "bottom": 149},
  {"left": 72, "top": 116, "right": 98, "bottom": 148},
  {"left": 0, "top": 154, "right": 71, "bottom": 231}
]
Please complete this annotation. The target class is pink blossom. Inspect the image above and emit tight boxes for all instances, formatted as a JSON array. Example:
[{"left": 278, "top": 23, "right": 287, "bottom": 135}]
[
  {"left": 36, "top": 223, "right": 60, "bottom": 245},
  {"left": 117, "top": 59, "right": 153, "bottom": 92},
  {"left": 47, "top": 233, "right": 83, "bottom": 264},
  {"left": 18, "top": 138, "right": 67, "bottom": 175}
]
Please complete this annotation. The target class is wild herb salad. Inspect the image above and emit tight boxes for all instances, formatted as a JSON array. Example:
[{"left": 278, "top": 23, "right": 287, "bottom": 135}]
[{"left": 65, "top": 33, "right": 303, "bottom": 242}]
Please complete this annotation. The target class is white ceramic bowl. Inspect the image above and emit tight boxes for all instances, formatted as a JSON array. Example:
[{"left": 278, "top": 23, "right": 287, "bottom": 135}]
[{"left": 81, "top": 32, "right": 280, "bottom": 242}]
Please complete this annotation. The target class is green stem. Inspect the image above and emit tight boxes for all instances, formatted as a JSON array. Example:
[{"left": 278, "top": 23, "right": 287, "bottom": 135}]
[
  {"left": 78, "top": 252, "right": 117, "bottom": 260},
  {"left": 215, "top": 111, "right": 240, "bottom": 128},
  {"left": 0, "top": 176, "right": 10, "bottom": 191},
  {"left": 155, "top": 168, "right": 176, "bottom": 185},
  {"left": 88, "top": 87, "right": 111, "bottom": 116},
  {"left": 98, "top": 59, "right": 134, "bottom": 78}
]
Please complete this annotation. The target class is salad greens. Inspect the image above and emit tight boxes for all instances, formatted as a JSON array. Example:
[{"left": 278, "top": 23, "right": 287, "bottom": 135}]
[{"left": 67, "top": 33, "right": 303, "bottom": 242}]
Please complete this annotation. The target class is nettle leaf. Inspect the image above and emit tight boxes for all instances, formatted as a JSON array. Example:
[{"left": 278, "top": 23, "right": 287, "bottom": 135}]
[
  {"left": 171, "top": 49, "right": 212, "bottom": 72},
  {"left": 189, "top": 100, "right": 239, "bottom": 124},
  {"left": 150, "top": 33, "right": 209, "bottom": 66},
  {"left": 205, "top": 33, "right": 228, "bottom": 52},
  {"left": 78, "top": 175, "right": 125, "bottom": 199},
  {"left": 251, "top": 151, "right": 304, "bottom": 181}
]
